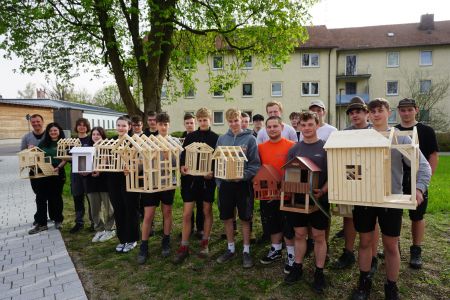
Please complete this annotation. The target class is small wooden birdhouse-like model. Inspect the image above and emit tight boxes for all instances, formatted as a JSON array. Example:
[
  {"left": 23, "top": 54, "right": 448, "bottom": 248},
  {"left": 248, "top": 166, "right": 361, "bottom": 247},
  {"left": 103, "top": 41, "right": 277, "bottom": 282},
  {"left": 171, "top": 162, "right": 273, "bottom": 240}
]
[
  {"left": 253, "top": 164, "right": 282, "bottom": 200},
  {"left": 18, "top": 147, "right": 58, "bottom": 178},
  {"left": 212, "top": 146, "right": 248, "bottom": 180},
  {"left": 93, "top": 138, "right": 125, "bottom": 172},
  {"left": 280, "top": 156, "right": 321, "bottom": 214},
  {"left": 184, "top": 142, "right": 214, "bottom": 176},
  {"left": 56, "top": 138, "right": 81, "bottom": 160},
  {"left": 70, "top": 147, "right": 96, "bottom": 173},
  {"left": 324, "top": 128, "right": 419, "bottom": 209}
]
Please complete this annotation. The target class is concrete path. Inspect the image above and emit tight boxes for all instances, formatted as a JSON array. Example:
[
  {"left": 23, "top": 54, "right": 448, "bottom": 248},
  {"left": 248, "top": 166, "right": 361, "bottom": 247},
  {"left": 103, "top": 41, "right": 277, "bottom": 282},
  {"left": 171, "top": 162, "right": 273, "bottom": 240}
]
[{"left": 0, "top": 156, "right": 87, "bottom": 300}]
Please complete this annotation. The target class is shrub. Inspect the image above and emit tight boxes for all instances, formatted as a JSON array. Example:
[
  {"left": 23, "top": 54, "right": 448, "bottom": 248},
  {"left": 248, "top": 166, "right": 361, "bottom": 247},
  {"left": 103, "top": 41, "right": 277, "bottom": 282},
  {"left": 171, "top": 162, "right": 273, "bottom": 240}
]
[{"left": 436, "top": 132, "right": 450, "bottom": 152}]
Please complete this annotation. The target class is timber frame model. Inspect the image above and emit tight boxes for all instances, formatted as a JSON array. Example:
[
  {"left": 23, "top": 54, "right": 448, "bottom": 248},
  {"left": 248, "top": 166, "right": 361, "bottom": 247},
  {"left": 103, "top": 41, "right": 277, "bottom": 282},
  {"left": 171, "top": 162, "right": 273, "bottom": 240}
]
[
  {"left": 56, "top": 138, "right": 81, "bottom": 160},
  {"left": 184, "top": 142, "right": 214, "bottom": 176},
  {"left": 93, "top": 138, "right": 126, "bottom": 172},
  {"left": 324, "top": 128, "right": 419, "bottom": 210},
  {"left": 280, "top": 156, "right": 321, "bottom": 214},
  {"left": 212, "top": 146, "right": 248, "bottom": 180},
  {"left": 253, "top": 164, "right": 282, "bottom": 200},
  {"left": 18, "top": 147, "right": 58, "bottom": 178}
]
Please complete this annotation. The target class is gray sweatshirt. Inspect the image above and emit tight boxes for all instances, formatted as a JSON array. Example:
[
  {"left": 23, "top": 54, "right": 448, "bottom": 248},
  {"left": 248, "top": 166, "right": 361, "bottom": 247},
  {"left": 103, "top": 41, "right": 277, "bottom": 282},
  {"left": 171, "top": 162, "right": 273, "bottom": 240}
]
[{"left": 20, "top": 131, "right": 45, "bottom": 150}]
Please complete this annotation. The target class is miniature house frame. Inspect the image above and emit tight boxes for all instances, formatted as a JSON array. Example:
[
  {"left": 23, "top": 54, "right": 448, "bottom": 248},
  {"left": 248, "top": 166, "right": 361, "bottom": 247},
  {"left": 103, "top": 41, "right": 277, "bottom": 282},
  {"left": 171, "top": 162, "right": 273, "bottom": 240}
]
[
  {"left": 253, "top": 164, "right": 282, "bottom": 200},
  {"left": 324, "top": 128, "right": 419, "bottom": 209},
  {"left": 93, "top": 138, "right": 126, "bottom": 172},
  {"left": 212, "top": 146, "right": 248, "bottom": 180},
  {"left": 279, "top": 156, "right": 321, "bottom": 214},
  {"left": 56, "top": 138, "right": 81, "bottom": 160},
  {"left": 70, "top": 147, "right": 96, "bottom": 173},
  {"left": 18, "top": 147, "right": 57, "bottom": 178},
  {"left": 184, "top": 142, "right": 214, "bottom": 176}
]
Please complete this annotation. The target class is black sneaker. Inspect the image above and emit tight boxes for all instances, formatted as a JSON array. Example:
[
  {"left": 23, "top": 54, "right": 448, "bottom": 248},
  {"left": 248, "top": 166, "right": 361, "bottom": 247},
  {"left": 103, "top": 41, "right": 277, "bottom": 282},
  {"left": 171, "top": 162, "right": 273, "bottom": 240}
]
[
  {"left": 69, "top": 223, "right": 83, "bottom": 234},
  {"left": 161, "top": 235, "right": 171, "bottom": 257},
  {"left": 284, "top": 253, "right": 295, "bottom": 274},
  {"left": 369, "top": 256, "right": 378, "bottom": 278},
  {"left": 137, "top": 250, "right": 148, "bottom": 265},
  {"left": 305, "top": 238, "right": 314, "bottom": 258},
  {"left": 242, "top": 252, "right": 254, "bottom": 268},
  {"left": 333, "top": 248, "right": 356, "bottom": 269},
  {"left": 351, "top": 275, "right": 372, "bottom": 300},
  {"left": 384, "top": 282, "right": 399, "bottom": 300},
  {"left": 28, "top": 225, "right": 48, "bottom": 235},
  {"left": 312, "top": 270, "right": 326, "bottom": 294},
  {"left": 284, "top": 263, "right": 302, "bottom": 285},
  {"left": 216, "top": 250, "right": 235, "bottom": 263},
  {"left": 334, "top": 228, "right": 345, "bottom": 239},
  {"left": 260, "top": 247, "right": 282, "bottom": 265},
  {"left": 409, "top": 245, "right": 422, "bottom": 269}
]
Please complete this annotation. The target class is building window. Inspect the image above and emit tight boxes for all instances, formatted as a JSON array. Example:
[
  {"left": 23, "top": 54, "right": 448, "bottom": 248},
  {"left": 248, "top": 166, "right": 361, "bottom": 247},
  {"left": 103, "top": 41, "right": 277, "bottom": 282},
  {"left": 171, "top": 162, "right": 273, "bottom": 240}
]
[
  {"left": 213, "top": 85, "right": 224, "bottom": 97},
  {"left": 346, "top": 55, "right": 357, "bottom": 75},
  {"left": 270, "top": 55, "right": 281, "bottom": 69},
  {"left": 103, "top": 120, "right": 105, "bottom": 128},
  {"left": 91, "top": 119, "right": 95, "bottom": 127},
  {"left": 387, "top": 52, "right": 399, "bottom": 67},
  {"left": 302, "top": 53, "right": 319, "bottom": 67},
  {"left": 345, "top": 82, "right": 357, "bottom": 94},
  {"left": 242, "top": 83, "right": 253, "bottom": 97},
  {"left": 420, "top": 80, "right": 432, "bottom": 93},
  {"left": 184, "top": 87, "right": 195, "bottom": 98},
  {"left": 346, "top": 165, "right": 362, "bottom": 180},
  {"left": 243, "top": 56, "right": 252, "bottom": 69},
  {"left": 301, "top": 82, "right": 319, "bottom": 96},
  {"left": 213, "top": 111, "right": 224, "bottom": 125},
  {"left": 271, "top": 82, "right": 282, "bottom": 97},
  {"left": 420, "top": 50, "right": 432, "bottom": 66},
  {"left": 213, "top": 55, "right": 224, "bottom": 70},
  {"left": 386, "top": 81, "right": 399, "bottom": 96}
]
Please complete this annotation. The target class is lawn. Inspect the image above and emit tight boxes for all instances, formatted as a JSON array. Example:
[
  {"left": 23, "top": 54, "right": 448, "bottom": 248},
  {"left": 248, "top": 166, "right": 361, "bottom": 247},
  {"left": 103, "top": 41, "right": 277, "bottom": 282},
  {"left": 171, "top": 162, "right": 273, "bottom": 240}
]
[{"left": 61, "top": 157, "right": 450, "bottom": 299}]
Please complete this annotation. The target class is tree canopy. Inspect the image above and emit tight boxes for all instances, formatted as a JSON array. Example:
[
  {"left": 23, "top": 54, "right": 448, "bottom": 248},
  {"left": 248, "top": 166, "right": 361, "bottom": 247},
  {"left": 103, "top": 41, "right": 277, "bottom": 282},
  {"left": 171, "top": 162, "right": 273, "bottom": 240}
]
[{"left": 0, "top": 0, "right": 316, "bottom": 116}]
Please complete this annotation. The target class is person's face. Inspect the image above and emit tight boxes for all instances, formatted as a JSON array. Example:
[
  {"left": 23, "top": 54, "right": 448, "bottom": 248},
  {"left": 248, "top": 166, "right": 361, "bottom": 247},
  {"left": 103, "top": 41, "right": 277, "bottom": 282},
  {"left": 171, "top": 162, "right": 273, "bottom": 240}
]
[
  {"left": 197, "top": 117, "right": 211, "bottom": 130},
  {"left": 290, "top": 116, "right": 300, "bottom": 128},
  {"left": 253, "top": 120, "right": 263, "bottom": 130},
  {"left": 91, "top": 130, "right": 103, "bottom": 143},
  {"left": 309, "top": 106, "right": 325, "bottom": 120},
  {"left": 299, "top": 118, "right": 318, "bottom": 139},
  {"left": 49, "top": 126, "right": 60, "bottom": 141},
  {"left": 184, "top": 118, "right": 195, "bottom": 133},
  {"left": 76, "top": 122, "right": 88, "bottom": 135},
  {"left": 348, "top": 109, "right": 368, "bottom": 127},
  {"left": 30, "top": 117, "right": 43, "bottom": 133},
  {"left": 266, "top": 105, "right": 281, "bottom": 117},
  {"left": 116, "top": 120, "right": 130, "bottom": 136},
  {"left": 369, "top": 105, "right": 390, "bottom": 128},
  {"left": 157, "top": 122, "right": 170, "bottom": 136},
  {"left": 227, "top": 117, "right": 242, "bottom": 134},
  {"left": 241, "top": 116, "right": 250, "bottom": 129},
  {"left": 266, "top": 119, "right": 283, "bottom": 140},
  {"left": 132, "top": 121, "right": 143, "bottom": 134},
  {"left": 398, "top": 106, "right": 418, "bottom": 124},
  {"left": 147, "top": 116, "right": 157, "bottom": 130}
]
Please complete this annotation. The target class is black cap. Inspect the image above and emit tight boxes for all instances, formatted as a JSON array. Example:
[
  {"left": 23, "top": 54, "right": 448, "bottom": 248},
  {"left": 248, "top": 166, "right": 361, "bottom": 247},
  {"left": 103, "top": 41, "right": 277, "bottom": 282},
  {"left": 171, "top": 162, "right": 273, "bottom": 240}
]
[
  {"left": 252, "top": 114, "right": 264, "bottom": 121},
  {"left": 397, "top": 98, "right": 417, "bottom": 108},
  {"left": 346, "top": 96, "right": 368, "bottom": 114}
]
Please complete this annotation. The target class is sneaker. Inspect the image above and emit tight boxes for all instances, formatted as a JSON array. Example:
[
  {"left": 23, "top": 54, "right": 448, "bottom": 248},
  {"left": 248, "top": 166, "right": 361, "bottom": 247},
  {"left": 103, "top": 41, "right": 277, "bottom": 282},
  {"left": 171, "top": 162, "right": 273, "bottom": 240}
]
[
  {"left": 284, "top": 263, "right": 302, "bottom": 284},
  {"left": 54, "top": 222, "right": 62, "bottom": 230},
  {"left": 242, "top": 252, "right": 254, "bottom": 268},
  {"left": 33, "top": 221, "right": 38, "bottom": 226},
  {"left": 173, "top": 246, "right": 189, "bottom": 264},
  {"left": 216, "top": 250, "right": 235, "bottom": 263},
  {"left": 199, "top": 239, "right": 209, "bottom": 257},
  {"left": 284, "top": 253, "right": 295, "bottom": 274},
  {"left": 334, "top": 228, "right": 345, "bottom": 239},
  {"left": 28, "top": 225, "right": 48, "bottom": 235},
  {"left": 92, "top": 231, "right": 105, "bottom": 243},
  {"left": 123, "top": 241, "right": 137, "bottom": 253},
  {"left": 69, "top": 223, "right": 83, "bottom": 234},
  {"left": 351, "top": 275, "right": 372, "bottom": 300},
  {"left": 384, "top": 282, "right": 399, "bottom": 300},
  {"left": 369, "top": 256, "right": 378, "bottom": 278},
  {"left": 305, "top": 238, "right": 314, "bottom": 258},
  {"left": 312, "top": 270, "right": 326, "bottom": 294},
  {"left": 409, "top": 245, "right": 422, "bottom": 269},
  {"left": 137, "top": 243, "right": 149, "bottom": 265},
  {"left": 161, "top": 236, "right": 171, "bottom": 257},
  {"left": 260, "top": 247, "right": 282, "bottom": 265},
  {"left": 333, "top": 248, "right": 356, "bottom": 269},
  {"left": 99, "top": 230, "right": 116, "bottom": 242},
  {"left": 116, "top": 243, "right": 125, "bottom": 253}
]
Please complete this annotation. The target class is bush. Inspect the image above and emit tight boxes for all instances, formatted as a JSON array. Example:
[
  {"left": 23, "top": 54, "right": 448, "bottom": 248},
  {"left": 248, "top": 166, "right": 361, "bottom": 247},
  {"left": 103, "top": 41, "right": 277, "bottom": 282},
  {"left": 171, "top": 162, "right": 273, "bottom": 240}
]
[
  {"left": 170, "top": 131, "right": 184, "bottom": 138},
  {"left": 436, "top": 132, "right": 450, "bottom": 152},
  {"left": 106, "top": 130, "right": 118, "bottom": 139}
]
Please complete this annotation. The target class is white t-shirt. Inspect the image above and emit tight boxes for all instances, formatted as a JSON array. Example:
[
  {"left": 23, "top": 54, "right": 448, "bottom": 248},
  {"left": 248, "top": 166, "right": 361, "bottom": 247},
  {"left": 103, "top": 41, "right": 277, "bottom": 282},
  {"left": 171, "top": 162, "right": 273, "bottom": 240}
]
[
  {"left": 299, "top": 123, "right": 337, "bottom": 142},
  {"left": 256, "top": 123, "right": 298, "bottom": 144}
]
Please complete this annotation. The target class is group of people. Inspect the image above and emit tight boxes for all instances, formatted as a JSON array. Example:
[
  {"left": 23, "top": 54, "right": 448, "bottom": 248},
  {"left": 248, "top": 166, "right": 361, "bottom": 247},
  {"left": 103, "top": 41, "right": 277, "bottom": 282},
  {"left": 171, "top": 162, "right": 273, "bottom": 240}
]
[{"left": 21, "top": 96, "right": 438, "bottom": 299}]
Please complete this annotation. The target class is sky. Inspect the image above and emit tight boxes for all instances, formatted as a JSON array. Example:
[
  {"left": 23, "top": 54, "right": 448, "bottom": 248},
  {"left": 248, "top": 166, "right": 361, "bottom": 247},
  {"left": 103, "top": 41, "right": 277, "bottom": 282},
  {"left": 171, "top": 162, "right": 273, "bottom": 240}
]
[{"left": 1, "top": 0, "right": 449, "bottom": 99}]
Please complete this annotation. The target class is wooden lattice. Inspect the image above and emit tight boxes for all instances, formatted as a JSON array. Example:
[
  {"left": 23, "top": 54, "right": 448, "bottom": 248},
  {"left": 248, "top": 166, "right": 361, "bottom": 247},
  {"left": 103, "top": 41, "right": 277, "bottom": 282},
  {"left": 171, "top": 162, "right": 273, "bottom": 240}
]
[
  {"left": 212, "top": 146, "right": 248, "bottom": 180},
  {"left": 93, "top": 138, "right": 125, "bottom": 172},
  {"left": 18, "top": 147, "right": 58, "bottom": 178},
  {"left": 56, "top": 138, "right": 81, "bottom": 160},
  {"left": 184, "top": 142, "right": 214, "bottom": 176}
]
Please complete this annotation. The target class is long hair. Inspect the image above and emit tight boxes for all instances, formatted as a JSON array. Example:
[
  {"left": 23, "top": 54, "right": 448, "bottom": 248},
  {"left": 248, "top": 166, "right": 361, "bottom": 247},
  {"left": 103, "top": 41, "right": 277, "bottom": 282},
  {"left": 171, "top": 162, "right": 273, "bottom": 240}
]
[
  {"left": 40, "top": 122, "right": 65, "bottom": 147},
  {"left": 89, "top": 126, "right": 106, "bottom": 146}
]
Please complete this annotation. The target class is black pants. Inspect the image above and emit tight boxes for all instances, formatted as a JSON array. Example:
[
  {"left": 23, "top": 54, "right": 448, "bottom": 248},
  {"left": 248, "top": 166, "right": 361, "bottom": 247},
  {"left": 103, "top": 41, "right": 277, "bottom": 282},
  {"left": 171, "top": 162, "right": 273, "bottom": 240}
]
[
  {"left": 107, "top": 173, "right": 140, "bottom": 244},
  {"left": 35, "top": 172, "right": 65, "bottom": 226},
  {"left": 191, "top": 198, "right": 204, "bottom": 232},
  {"left": 73, "top": 194, "right": 93, "bottom": 225}
]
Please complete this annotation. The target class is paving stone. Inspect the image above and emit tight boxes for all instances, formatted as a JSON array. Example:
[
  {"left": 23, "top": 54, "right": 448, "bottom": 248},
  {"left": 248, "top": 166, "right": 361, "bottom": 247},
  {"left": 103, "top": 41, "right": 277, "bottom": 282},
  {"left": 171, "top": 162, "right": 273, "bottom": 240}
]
[
  {"left": 11, "top": 288, "right": 44, "bottom": 300},
  {"left": 20, "top": 279, "right": 51, "bottom": 293},
  {"left": 44, "top": 285, "right": 63, "bottom": 297}
]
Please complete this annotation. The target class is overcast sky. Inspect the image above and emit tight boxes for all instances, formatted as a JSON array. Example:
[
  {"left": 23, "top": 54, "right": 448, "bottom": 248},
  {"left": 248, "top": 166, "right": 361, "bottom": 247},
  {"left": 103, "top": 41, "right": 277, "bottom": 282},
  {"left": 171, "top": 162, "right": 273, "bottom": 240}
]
[{"left": 1, "top": 0, "right": 449, "bottom": 99}]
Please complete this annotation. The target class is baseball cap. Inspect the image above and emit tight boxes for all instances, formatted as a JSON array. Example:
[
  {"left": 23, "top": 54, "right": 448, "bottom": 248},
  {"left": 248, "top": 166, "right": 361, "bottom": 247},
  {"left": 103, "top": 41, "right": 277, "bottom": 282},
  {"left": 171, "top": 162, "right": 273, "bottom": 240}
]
[
  {"left": 309, "top": 100, "right": 326, "bottom": 110},
  {"left": 346, "top": 96, "right": 368, "bottom": 114},
  {"left": 397, "top": 98, "right": 417, "bottom": 108},
  {"left": 252, "top": 114, "right": 264, "bottom": 121}
]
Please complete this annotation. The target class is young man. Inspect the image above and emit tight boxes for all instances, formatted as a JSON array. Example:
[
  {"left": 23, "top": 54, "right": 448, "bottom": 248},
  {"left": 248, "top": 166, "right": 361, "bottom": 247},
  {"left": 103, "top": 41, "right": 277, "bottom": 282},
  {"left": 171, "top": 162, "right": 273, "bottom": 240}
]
[
  {"left": 144, "top": 111, "right": 158, "bottom": 136},
  {"left": 174, "top": 108, "right": 219, "bottom": 264},
  {"left": 301, "top": 100, "right": 337, "bottom": 142},
  {"left": 257, "top": 116, "right": 296, "bottom": 271},
  {"left": 130, "top": 115, "right": 144, "bottom": 135},
  {"left": 395, "top": 98, "right": 439, "bottom": 269},
  {"left": 351, "top": 98, "right": 431, "bottom": 300},
  {"left": 252, "top": 114, "right": 265, "bottom": 138},
  {"left": 137, "top": 113, "right": 176, "bottom": 264},
  {"left": 241, "top": 112, "right": 251, "bottom": 130},
  {"left": 283, "top": 112, "right": 329, "bottom": 294},
  {"left": 289, "top": 111, "right": 301, "bottom": 141},
  {"left": 256, "top": 101, "right": 297, "bottom": 144},
  {"left": 215, "top": 108, "right": 260, "bottom": 268},
  {"left": 181, "top": 113, "right": 196, "bottom": 137}
]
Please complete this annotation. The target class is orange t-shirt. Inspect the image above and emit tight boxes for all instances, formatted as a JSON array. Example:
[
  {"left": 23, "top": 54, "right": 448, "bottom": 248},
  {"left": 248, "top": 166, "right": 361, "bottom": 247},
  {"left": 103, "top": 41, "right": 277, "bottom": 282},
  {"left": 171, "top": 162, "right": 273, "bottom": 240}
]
[{"left": 258, "top": 138, "right": 295, "bottom": 176}]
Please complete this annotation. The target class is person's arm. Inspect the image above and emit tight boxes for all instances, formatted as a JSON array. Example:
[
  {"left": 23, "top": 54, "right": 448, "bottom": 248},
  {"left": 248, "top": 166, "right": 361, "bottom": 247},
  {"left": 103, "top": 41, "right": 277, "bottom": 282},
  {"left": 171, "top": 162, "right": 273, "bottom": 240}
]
[
  {"left": 313, "top": 182, "right": 328, "bottom": 199},
  {"left": 20, "top": 134, "right": 28, "bottom": 150},
  {"left": 428, "top": 152, "right": 438, "bottom": 175},
  {"left": 415, "top": 150, "right": 432, "bottom": 205}
]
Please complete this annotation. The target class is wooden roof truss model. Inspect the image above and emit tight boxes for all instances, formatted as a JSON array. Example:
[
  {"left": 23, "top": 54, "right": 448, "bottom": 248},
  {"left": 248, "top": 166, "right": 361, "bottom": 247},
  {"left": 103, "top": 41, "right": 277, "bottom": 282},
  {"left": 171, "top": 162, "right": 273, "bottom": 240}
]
[
  {"left": 93, "top": 138, "right": 126, "bottom": 172},
  {"left": 18, "top": 147, "right": 57, "bottom": 178},
  {"left": 184, "top": 142, "right": 214, "bottom": 176},
  {"left": 56, "top": 138, "right": 81, "bottom": 160},
  {"left": 212, "top": 146, "right": 248, "bottom": 180}
]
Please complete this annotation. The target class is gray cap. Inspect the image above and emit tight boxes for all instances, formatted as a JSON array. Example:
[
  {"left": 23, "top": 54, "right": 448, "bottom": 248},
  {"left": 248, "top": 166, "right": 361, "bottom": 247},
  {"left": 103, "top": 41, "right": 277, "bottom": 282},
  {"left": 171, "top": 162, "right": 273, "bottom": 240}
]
[{"left": 309, "top": 100, "right": 326, "bottom": 110}]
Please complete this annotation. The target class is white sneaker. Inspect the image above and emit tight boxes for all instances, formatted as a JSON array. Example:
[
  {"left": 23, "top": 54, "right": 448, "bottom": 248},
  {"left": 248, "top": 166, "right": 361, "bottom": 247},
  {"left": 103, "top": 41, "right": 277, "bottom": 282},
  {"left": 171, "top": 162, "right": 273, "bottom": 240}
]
[
  {"left": 116, "top": 243, "right": 125, "bottom": 252},
  {"left": 99, "top": 230, "right": 116, "bottom": 242},
  {"left": 122, "top": 242, "right": 137, "bottom": 253},
  {"left": 92, "top": 231, "right": 105, "bottom": 243}
]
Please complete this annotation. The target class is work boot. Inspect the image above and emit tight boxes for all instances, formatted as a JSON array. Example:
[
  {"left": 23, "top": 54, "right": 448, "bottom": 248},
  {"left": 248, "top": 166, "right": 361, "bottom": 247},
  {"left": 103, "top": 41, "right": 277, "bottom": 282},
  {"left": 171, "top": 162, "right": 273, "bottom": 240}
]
[
  {"left": 351, "top": 273, "right": 372, "bottom": 300},
  {"left": 333, "top": 248, "right": 355, "bottom": 269},
  {"left": 161, "top": 235, "right": 171, "bottom": 257},
  {"left": 312, "top": 268, "right": 326, "bottom": 294},
  {"left": 137, "top": 242, "right": 148, "bottom": 265},
  {"left": 284, "top": 263, "right": 303, "bottom": 285},
  {"left": 409, "top": 245, "right": 422, "bottom": 269},
  {"left": 384, "top": 281, "right": 399, "bottom": 300}
]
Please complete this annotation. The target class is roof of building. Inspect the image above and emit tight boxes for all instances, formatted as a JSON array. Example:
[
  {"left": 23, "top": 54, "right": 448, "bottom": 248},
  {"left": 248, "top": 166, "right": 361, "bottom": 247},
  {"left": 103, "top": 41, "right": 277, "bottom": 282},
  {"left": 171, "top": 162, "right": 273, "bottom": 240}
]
[
  {"left": 0, "top": 98, "right": 124, "bottom": 116},
  {"left": 299, "top": 25, "right": 339, "bottom": 49}
]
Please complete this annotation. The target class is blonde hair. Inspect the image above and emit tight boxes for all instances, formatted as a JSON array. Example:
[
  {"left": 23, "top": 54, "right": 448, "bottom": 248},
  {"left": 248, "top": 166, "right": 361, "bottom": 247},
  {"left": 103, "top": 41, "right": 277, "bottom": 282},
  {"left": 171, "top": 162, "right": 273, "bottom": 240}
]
[
  {"left": 196, "top": 107, "right": 212, "bottom": 119},
  {"left": 266, "top": 101, "right": 283, "bottom": 113},
  {"left": 225, "top": 108, "right": 241, "bottom": 121}
]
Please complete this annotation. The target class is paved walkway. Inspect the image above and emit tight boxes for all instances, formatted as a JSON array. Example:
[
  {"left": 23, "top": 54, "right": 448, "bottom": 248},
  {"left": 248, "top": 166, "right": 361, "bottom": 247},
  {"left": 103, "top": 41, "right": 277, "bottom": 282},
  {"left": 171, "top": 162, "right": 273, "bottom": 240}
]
[{"left": 0, "top": 156, "right": 87, "bottom": 300}]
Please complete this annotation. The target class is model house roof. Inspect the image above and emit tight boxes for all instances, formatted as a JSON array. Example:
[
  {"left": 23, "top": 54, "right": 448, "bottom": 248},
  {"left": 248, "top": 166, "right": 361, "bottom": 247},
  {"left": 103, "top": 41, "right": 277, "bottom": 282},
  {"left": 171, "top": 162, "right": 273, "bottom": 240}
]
[
  {"left": 212, "top": 146, "right": 248, "bottom": 162},
  {"left": 70, "top": 147, "right": 96, "bottom": 154},
  {"left": 184, "top": 142, "right": 214, "bottom": 152},
  {"left": 254, "top": 164, "right": 282, "bottom": 181},
  {"left": 282, "top": 156, "right": 321, "bottom": 172},
  {"left": 324, "top": 129, "right": 390, "bottom": 149},
  {"left": 18, "top": 147, "right": 45, "bottom": 155}
]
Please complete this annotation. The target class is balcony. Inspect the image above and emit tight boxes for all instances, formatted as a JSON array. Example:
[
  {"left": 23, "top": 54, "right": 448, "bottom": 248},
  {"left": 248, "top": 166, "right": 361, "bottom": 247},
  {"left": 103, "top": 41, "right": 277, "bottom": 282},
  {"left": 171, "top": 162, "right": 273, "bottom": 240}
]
[
  {"left": 336, "top": 93, "right": 370, "bottom": 105},
  {"left": 336, "top": 73, "right": 371, "bottom": 80}
]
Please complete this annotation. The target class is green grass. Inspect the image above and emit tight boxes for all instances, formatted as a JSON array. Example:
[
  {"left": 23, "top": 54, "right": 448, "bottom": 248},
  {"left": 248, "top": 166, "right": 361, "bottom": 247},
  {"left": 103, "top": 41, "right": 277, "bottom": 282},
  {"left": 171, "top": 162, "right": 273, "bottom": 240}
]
[{"left": 61, "top": 157, "right": 450, "bottom": 299}]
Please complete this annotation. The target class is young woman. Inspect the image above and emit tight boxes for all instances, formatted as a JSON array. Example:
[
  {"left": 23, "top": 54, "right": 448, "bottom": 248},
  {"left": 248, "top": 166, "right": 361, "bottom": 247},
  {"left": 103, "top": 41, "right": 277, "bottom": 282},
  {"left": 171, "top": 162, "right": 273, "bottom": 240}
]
[
  {"left": 86, "top": 127, "right": 116, "bottom": 242},
  {"left": 107, "top": 116, "right": 140, "bottom": 253},
  {"left": 29, "top": 122, "right": 67, "bottom": 234}
]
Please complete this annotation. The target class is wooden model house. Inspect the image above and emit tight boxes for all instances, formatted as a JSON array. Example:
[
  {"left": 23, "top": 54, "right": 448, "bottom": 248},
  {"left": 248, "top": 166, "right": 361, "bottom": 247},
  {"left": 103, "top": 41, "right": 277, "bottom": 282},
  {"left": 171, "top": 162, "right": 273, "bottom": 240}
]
[
  {"left": 56, "top": 138, "right": 81, "bottom": 160},
  {"left": 93, "top": 138, "right": 125, "bottom": 172},
  {"left": 18, "top": 147, "right": 57, "bottom": 178},
  {"left": 324, "top": 128, "right": 419, "bottom": 209},
  {"left": 184, "top": 142, "right": 214, "bottom": 176},
  {"left": 280, "top": 156, "right": 321, "bottom": 214},
  {"left": 212, "top": 146, "right": 248, "bottom": 180},
  {"left": 70, "top": 147, "right": 96, "bottom": 173},
  {"left": 253, "top": 164, "right": 282, "bottom": 200}
]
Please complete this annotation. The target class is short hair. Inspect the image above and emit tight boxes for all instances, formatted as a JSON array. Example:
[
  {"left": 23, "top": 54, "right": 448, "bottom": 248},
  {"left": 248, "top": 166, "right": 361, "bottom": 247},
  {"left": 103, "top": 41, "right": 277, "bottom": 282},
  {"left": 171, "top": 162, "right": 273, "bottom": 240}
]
[
  {"left": 241, "top": 112, "right": 250, "bottom": 119},
  {"left": 74, "top": 117, "right": 91, "bottom": 133},
  {"left": 252, "top": 114, "right": 264, "bottom": 122},
  {"left": 299, "top": 111, "right": 319, "bottom": 125},
  {"left": 266, "top": 101, "right": 283, "bottom": 113},
  {"left": 117, "top": 115, "right": 131, "bottom": 125},
  {"left": 289, "top": 112, "right": 301, "bottom": 120},
  {"left": 156, "top": 112, "right": 170, "bottom": 123},
  {"left": 225, "top": 108, "right": 241, "bottom": 121},
  {"left": 368, "top": 98, "right": 390, "bottom": 111},
  {"left": 30, "top": 114, "right": 44, "bottom": 121},
  {"left": 131, "top": 115, "right": 143, "bottom": 124},
  {"left": 266, "top": 116, "right": 283, "bottom": 125},
  {"left": 147, "top": 111, "right": 157, "bottom": 118},
  {"left": 183, "top": 112, "right": 195, "bottom": 121},
  {"left": 195, "top": 107, "right": 211, "bottom": 119}
]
